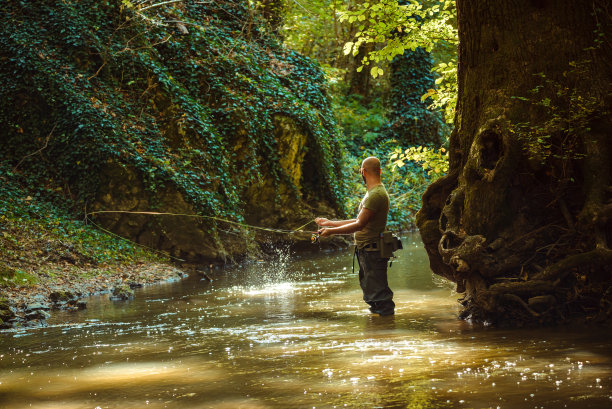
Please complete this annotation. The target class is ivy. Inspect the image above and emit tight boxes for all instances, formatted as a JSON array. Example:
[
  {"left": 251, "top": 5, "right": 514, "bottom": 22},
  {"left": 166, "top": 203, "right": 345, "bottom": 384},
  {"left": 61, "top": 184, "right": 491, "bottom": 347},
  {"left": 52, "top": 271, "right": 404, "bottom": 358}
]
[{"left": 0, "top": 0, "right": 346, "bottom": 246}]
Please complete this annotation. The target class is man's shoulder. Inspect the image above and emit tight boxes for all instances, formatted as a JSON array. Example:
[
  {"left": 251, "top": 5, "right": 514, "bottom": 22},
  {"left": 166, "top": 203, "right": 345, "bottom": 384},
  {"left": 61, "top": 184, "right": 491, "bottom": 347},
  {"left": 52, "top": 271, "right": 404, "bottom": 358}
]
[
  {"left": 363, "top": 185, "right": 388, "bottom": 210},
  {"left": 370, "top": 185, "right": 389, "bottom": 198}
]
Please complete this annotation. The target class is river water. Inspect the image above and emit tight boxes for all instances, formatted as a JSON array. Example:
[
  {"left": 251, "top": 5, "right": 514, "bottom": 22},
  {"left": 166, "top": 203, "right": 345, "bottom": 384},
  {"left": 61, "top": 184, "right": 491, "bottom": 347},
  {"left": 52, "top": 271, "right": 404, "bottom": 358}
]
[{"left": 1, "top": 233, "right": 611, "bottom": 408}]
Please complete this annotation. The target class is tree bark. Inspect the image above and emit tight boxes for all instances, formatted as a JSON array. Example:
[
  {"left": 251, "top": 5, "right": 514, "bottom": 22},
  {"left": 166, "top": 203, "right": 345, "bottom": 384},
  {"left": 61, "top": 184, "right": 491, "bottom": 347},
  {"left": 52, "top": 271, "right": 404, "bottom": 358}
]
[
  {"left": 416, "top": 0, "right": 612, "bottom": 326},
  {"left": 259, "top": 0, "right": 284, "bottom": 34},
  {"left": 346, "top": 41, "right": 373, "bottom": 102}
]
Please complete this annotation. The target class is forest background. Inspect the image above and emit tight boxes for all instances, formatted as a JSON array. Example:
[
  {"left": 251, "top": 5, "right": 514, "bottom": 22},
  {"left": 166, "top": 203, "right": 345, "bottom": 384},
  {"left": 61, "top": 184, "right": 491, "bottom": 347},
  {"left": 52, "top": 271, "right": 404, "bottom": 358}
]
[
  {"left": 0, "top": 0, "right": 457, "bottom": 326},
  {"left": 3, "top": 0, "right": 611, "bottom": 328}
]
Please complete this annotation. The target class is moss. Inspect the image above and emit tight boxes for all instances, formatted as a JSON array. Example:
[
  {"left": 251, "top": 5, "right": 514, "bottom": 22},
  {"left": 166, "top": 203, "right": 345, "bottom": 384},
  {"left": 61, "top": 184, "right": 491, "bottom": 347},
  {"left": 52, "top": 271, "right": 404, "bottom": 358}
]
[
  {"left": 49, "top": 290, "right": 73, "bottom": 303},
  {"left": 0, "top": 298, "right": 15, "bottom": 322},
  {"left": 0, "top": 264, "right": 37, "bottom": 288}
]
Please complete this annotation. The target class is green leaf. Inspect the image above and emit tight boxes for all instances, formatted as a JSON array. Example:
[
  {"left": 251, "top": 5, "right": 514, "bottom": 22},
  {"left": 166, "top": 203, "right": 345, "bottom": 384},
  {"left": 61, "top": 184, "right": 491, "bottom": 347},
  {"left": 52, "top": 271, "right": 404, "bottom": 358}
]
[{"left": 343, "top": 42, "right": 354, "bottom": 56}]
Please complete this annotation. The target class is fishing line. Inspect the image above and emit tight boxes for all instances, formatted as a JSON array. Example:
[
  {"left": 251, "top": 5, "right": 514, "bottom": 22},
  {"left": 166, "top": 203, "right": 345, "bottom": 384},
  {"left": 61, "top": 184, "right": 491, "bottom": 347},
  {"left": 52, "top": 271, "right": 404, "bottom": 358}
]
[
  {"left": 86, "top": 210, "right": 317, "bottom": 234},
  {"left": 84, "top": 210, "right": 320, "bottom": 261},
  {"left": 85, "top": 214, "right": 187, "bottom": 262}
]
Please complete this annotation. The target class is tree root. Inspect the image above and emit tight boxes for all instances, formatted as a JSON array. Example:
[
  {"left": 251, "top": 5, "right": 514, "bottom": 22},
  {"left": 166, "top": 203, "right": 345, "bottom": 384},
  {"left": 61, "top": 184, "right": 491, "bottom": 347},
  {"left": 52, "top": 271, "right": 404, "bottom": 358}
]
[
  {"left": 502, "top": 294, "right": 540, "bottom": 317},
  {"left": 533, "top": 248, "right": 612, "bottom": 281}
]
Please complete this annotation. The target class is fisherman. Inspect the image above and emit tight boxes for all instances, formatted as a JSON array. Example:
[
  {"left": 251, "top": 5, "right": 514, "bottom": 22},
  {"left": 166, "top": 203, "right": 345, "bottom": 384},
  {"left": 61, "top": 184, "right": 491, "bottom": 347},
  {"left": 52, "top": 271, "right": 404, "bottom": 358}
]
[{"left": 315, "top": 156, "right": 395, "bottom": 316}]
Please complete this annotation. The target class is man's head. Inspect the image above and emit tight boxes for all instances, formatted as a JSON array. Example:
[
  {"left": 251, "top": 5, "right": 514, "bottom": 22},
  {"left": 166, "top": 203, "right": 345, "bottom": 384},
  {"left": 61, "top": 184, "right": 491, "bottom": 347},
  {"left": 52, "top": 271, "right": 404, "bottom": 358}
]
[{"left": 360, "top": 156, "right": 382, "bottom": 184}]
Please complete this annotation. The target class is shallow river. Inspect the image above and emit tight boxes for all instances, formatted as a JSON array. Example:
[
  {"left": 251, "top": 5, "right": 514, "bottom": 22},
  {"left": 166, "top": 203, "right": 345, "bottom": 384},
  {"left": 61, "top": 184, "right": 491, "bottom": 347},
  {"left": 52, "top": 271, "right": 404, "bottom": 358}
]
[{"left": 1, "top": 233, "right": 611, "bottom": 408}]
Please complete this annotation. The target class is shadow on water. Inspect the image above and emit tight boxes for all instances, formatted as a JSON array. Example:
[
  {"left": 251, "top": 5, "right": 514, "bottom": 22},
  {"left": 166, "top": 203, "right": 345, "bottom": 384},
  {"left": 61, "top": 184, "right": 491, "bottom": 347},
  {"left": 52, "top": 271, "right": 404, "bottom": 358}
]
[{"left": 1, "top": 233, "right": 611, "bottom": 408}]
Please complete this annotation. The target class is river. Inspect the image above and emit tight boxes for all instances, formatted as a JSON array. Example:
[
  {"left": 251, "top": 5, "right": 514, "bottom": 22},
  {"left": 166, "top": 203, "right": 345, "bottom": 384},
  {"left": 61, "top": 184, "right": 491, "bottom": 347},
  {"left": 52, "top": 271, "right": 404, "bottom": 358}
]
[{"left": 1, "top": 233, "right": 611, "bottom": 408}]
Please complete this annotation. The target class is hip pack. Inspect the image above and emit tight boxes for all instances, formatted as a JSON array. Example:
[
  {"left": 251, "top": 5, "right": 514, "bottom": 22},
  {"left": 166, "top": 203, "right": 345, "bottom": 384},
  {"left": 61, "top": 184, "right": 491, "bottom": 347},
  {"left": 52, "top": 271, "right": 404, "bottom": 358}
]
[{"left": 379, "top": 231, "right": 403, "bottom": 258}]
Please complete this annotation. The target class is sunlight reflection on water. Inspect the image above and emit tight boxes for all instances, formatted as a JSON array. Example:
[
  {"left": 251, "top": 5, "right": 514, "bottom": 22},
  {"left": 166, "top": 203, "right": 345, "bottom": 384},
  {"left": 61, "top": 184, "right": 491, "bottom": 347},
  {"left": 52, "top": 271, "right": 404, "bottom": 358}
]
[{"left": 1, "top": 233, "right": 611, "bottom": 408}]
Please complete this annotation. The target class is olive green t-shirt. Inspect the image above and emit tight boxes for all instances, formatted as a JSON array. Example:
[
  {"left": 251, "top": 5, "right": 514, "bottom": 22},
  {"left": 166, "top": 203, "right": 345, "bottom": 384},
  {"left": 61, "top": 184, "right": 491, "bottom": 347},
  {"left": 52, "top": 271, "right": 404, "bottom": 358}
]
[{"left": 355, "top": 184, "right": 389, "bottom": 248}]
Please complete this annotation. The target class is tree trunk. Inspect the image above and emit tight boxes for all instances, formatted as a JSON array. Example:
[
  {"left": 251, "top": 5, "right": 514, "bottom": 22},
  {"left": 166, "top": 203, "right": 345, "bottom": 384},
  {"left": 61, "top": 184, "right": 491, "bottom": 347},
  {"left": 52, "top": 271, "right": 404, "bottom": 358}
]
[
  {"left": 416, "top": 0, "right": 612, "bottom": 326},
  {"left": 346, "top": 41, "right": 373, "bottom": 102},
  {"left": 259, "top": 0, "right": 284, "bottom": 33}
]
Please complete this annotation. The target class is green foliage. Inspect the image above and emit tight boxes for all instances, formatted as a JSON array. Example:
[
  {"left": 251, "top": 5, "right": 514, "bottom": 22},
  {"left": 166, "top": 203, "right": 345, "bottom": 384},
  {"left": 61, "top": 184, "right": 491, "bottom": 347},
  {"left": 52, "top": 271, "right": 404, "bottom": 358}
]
[
  {"left": 391, "top": 146, "right": 449, "bottom": 177},
  {"left": 341, "top": 0, "right": 458, "bottom": 124},
  {"left": 386, "top": 47, "right": 448, "bottom": 145},
  {"left": 282, "top": 0, "right": 350, "bottom": 66},
  {"left": 422, "top": 58, "right": 456, "bottom": 124},
  {"left": 0, "top": 0, "right": 346, "bottom": 240},
  {"left": 332, "top": 94, "right": 388, "bottom": 151},
  {"left": 340, "top": 1, "right": 456, "bottom": 65},
  {"left": 0, "top": 161, "right": 160, "bottom": 280}
]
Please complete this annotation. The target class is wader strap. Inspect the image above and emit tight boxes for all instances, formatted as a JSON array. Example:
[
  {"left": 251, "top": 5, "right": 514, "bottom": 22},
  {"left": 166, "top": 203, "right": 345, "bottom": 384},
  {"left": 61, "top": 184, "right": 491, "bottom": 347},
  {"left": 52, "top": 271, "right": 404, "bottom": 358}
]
[{"left": 353, "top": 246, "right": 357, "bottom": 274}]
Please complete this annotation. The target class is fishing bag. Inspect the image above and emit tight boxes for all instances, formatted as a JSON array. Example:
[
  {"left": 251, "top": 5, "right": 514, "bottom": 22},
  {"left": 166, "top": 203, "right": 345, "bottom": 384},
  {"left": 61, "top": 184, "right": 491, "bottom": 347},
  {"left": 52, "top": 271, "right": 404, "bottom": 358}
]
[{"left": 379, "top": 231, "right": 403, "bottom": 258}]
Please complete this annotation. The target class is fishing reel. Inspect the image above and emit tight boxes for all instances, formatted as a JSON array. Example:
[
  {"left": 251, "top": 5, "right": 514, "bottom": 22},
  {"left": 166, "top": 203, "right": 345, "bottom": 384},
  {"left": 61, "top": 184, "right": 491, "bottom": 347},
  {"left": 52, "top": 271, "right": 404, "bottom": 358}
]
[{"left": 311, "top": 233, "right": 319, "bottom": 244}]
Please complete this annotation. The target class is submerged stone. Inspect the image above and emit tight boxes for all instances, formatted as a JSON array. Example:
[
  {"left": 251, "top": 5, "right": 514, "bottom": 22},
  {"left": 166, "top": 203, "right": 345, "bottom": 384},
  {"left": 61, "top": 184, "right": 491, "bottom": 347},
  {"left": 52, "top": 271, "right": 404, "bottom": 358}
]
[{"left": 25, "top": 309, "right": 51, "bottom": 321}]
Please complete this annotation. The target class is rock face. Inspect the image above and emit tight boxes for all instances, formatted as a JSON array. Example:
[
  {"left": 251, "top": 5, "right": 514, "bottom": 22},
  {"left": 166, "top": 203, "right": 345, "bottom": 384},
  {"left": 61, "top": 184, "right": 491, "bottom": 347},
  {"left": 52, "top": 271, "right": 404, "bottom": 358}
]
[
  {"left": 0, "top": 299, "right": 16, "bottom": 329},
  {"left": 93, "top": 113, "right": 338, "bottom": 262}
]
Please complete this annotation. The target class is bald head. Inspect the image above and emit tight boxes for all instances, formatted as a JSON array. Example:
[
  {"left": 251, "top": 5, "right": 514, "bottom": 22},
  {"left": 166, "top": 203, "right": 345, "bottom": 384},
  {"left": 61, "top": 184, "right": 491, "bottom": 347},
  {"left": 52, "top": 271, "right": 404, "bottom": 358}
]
[
  {"left": 361, "top": 156, "right": 381, "bottom": 174},
  {"left": 360, "top": 156, "right": 382, "bottom": 187}
]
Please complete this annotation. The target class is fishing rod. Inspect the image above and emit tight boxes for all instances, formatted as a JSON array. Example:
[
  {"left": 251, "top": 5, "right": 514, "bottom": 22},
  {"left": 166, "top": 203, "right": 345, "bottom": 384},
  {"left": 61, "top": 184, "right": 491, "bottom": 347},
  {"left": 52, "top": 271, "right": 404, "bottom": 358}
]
[{"left": 85, "top": 210, "right": 322, "bottom": 255}]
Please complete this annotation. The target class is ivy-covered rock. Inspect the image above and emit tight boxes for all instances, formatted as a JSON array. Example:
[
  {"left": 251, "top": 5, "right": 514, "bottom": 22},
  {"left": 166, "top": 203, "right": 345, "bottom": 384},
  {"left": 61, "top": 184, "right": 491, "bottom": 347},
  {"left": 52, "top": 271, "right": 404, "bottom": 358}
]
[
  {"left": 386, "top": 47, "right": 446, "bottom": 146},
  {"left": 0, "top": 0, "right": 345, "bottom": 261}
]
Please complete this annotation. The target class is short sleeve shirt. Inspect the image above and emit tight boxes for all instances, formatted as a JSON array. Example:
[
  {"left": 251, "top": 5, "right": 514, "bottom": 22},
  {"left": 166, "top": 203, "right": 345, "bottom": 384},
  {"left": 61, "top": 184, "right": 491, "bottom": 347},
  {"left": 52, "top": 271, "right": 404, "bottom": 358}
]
[{"left": 354, "top": 184, "right": 389, "bottom": 248}]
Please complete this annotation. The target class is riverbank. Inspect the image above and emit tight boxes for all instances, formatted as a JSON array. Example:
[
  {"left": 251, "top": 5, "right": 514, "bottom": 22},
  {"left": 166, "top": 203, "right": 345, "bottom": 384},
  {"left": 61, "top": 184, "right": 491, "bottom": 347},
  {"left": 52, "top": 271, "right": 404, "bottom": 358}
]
[
  {"left": 0, "top": 261, "right": 188, "bottom": 329},
  {"left": 0, "top": 189, "right": 191, "bottom": 329}
]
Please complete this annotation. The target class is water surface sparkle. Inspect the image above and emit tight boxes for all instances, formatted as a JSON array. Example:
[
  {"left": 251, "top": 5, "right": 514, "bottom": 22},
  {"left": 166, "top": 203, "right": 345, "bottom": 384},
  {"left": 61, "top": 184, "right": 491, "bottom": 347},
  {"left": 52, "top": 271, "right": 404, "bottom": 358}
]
[{"left": 1, "top": 233, "right": 611, "bottom": 408}]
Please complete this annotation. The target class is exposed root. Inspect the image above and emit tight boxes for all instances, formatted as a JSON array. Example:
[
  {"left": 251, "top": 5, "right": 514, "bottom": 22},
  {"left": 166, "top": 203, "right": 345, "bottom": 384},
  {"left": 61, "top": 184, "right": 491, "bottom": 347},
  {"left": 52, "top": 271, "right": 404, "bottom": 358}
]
[
  {"left": 502, "top": 294, "right": 540, "bottom": 317},
  {"left": 533, "top": 248, "right": 612, "bottom": 281}
]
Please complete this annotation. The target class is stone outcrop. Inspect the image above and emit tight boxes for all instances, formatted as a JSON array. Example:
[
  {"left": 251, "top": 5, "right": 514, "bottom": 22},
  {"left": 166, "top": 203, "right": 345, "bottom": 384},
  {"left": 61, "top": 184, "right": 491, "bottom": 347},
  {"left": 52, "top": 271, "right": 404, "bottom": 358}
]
[{"left": 93, "top": 114, "right": 341, "bottom": 262}]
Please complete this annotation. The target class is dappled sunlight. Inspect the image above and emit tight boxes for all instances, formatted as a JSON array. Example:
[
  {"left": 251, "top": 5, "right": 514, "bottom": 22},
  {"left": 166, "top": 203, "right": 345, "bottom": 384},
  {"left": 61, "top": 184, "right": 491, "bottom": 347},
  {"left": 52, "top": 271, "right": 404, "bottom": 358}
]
[{"left": 1, "top": 234, "right": 611, "bottom": 408}]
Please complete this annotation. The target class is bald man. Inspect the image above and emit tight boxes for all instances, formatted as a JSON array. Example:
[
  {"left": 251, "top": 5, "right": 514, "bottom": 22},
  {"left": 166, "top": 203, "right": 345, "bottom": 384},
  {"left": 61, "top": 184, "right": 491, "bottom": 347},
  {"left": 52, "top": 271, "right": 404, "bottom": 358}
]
[{"left": 316, "top": 156, "right": 395, "bottom": 316}]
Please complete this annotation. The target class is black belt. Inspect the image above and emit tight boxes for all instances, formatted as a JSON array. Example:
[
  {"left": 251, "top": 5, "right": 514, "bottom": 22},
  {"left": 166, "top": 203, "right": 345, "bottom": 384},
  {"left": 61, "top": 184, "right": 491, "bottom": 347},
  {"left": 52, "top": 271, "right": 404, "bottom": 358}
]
[{"left": 363, "top": 242, "right": 378, "bottom": 250}]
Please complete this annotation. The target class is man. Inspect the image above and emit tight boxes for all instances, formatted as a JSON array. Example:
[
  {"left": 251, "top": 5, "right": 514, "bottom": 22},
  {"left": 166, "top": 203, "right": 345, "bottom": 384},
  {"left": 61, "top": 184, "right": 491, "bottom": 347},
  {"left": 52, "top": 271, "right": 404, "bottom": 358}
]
[{"left": 315, "top": 156, "right": 395, "bottom": 316}]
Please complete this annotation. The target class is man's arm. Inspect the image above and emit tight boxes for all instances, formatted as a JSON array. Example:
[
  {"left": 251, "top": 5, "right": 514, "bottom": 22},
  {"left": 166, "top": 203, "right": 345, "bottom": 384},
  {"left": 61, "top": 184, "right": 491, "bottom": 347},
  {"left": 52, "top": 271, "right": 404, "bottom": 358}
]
[
  {"left": 318, "top": 207, "right": 375, "bottom": 236},
  {"left": 315, "top": 217, "right": 356, "bottom": 227}
]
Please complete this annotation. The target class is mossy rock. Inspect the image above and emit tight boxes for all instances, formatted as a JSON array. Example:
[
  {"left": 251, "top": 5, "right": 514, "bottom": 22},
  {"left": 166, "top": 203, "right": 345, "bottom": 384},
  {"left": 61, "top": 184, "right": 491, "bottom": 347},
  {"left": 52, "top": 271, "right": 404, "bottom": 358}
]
[
  {"left": 50, "top": 290, "right": 74, "bottom": 303},
  {"left": 110, "top": 284, "right": 134, "bottom": 301},
  {"left": 0, "top": 300, "right": 15, "bottom": 323}
]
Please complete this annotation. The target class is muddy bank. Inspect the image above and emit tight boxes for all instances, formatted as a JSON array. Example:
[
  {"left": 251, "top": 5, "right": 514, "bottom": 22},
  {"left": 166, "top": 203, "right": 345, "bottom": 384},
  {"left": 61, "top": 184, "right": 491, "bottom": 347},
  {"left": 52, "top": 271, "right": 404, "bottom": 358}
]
[{"left": 0, "top": 263, "right": 188, "bottom": 330}]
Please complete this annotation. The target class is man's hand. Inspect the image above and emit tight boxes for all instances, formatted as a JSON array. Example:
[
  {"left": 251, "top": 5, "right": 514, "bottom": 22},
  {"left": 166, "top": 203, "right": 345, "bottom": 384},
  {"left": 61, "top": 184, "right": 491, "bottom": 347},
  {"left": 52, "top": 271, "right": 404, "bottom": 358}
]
[
  {"left": 318, "top": 227, "right": 332, "bottom": 237},
  {"left": 315, "top": 217, "right": 330, "bottom": 226}
]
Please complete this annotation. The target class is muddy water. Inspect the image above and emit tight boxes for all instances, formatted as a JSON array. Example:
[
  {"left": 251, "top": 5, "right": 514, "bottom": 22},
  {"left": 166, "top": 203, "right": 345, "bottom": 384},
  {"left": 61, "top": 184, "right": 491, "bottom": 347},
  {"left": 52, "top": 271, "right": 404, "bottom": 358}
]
[{"left": 1, "top": 233, "right": 611, "bottom": 409}]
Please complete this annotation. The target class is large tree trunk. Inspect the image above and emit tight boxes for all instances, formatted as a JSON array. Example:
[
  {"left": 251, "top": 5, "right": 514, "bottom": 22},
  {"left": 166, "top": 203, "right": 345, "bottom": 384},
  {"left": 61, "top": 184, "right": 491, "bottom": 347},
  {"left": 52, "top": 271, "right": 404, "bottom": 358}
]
[
  {"left": 416, "top": 0, "right": 612, "bottom": 326},
  {"left": 346, "top": 41, "right": 374, "bottom": 102}
]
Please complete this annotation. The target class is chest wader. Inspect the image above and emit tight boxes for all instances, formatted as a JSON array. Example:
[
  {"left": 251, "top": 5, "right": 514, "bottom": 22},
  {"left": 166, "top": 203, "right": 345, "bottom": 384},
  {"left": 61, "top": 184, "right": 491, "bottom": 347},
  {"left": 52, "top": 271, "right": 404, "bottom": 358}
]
[{"left": 354, "top": 242, "right": 395, "bottom": 316}]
